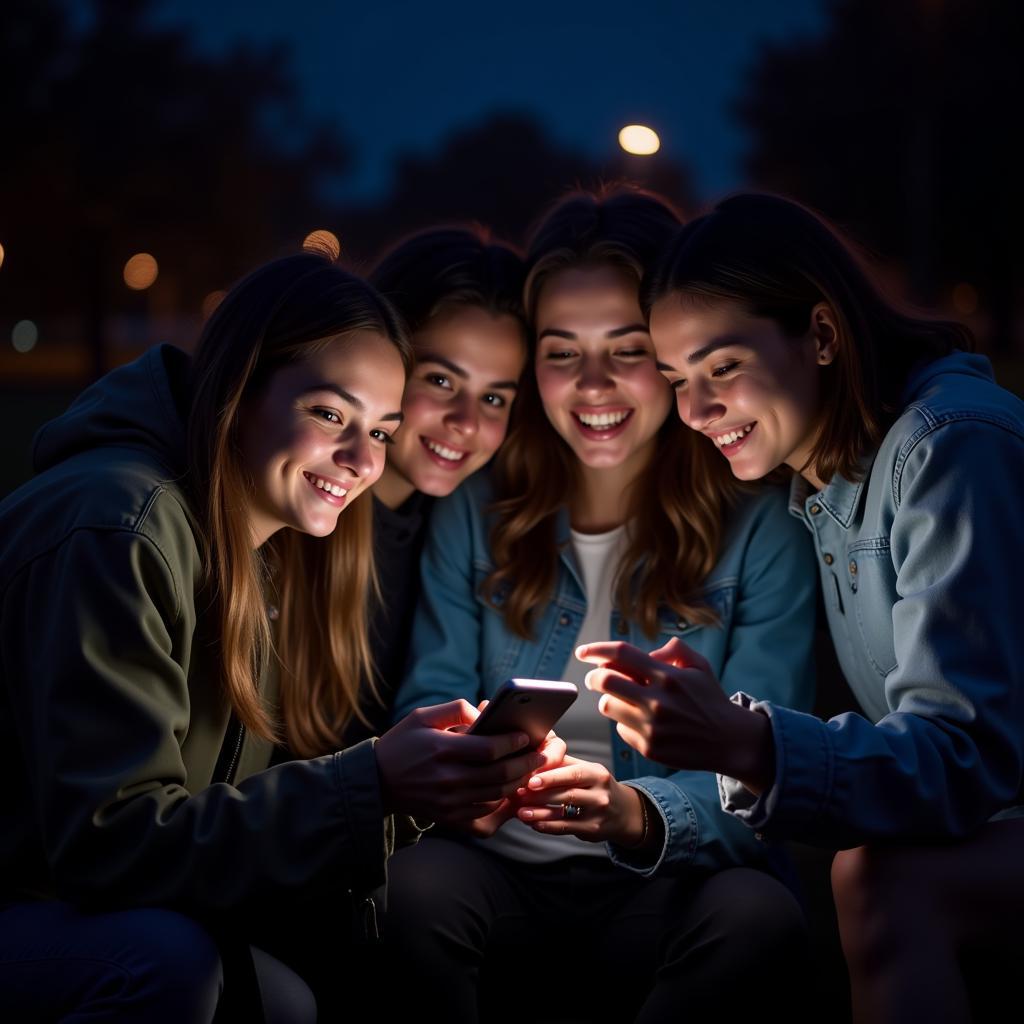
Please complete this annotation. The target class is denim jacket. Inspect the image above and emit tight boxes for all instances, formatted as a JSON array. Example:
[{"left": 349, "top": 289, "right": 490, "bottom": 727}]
[
  {"left": 722, "top": 352, "right": 1024, "bottom": 847},
  {"left": 393, "top": 471, "right": 817, "bottom": 877}
]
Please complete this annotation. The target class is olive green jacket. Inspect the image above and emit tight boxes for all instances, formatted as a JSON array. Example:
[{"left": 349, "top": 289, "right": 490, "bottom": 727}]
[{"left": 0, "top": 346, "right": 402, "bottom": 917}]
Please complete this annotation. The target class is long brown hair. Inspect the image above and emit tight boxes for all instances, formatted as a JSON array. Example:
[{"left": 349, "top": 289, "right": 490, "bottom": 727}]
[
  {"left": 643, "top": 193, "right": 974, "bottom": 484},
  {"left": 187, "top": 252, "right": 411, "bottom": 756},
  {"left": 482, "top": 187, "right": 741, "bottom": 639}
]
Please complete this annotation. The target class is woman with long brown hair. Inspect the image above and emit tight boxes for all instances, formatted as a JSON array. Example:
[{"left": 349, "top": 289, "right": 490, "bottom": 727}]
[
  {"left": 386, "top": 188, "right": 819, "bottom": 1022},
  {"left": 0, "top": 252, "right": 554, "bottom": 1022},
  {"left": 580, "top": 192, "right": 1024, "bottom": 1022}
]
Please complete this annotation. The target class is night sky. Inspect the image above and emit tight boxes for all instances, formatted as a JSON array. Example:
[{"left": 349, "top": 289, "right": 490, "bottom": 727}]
[{"left": 145, "top": 0, "right": 828, "bottom": 203}]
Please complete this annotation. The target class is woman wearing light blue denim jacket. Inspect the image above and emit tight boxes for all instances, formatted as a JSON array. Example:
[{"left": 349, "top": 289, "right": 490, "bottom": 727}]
[
  {"left": 384, "top": 189, "right": 818, "bottom": 1024},
  {"left": 582, "top": 193, "right": 1024, "bottom": 1023}
]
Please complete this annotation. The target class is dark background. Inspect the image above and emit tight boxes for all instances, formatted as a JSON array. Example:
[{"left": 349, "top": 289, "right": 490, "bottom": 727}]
[{"left": 2, "top": 0, "right": 1022, "bottom": 496}]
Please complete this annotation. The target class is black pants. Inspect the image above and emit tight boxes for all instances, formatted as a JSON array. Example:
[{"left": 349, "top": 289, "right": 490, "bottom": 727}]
[
  {"left": 0, "top": 900, "right": 317, "bottom": 1023},
  {"left": 383, "top": 837, "right": 810, "bottom": 1023}
]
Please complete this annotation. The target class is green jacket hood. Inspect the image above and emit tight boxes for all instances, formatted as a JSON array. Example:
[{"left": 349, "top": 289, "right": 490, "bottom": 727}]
[{"left": 32, "top": 344, "right": 191, "bottom": 477}]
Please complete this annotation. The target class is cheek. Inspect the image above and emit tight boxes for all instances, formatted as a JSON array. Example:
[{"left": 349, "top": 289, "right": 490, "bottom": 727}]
[
  {"left": 477, "top": 413, "right": 512, "bottom": 458},
  {"left": 399, "top": 389, "right": 444, "bottom": 434}
]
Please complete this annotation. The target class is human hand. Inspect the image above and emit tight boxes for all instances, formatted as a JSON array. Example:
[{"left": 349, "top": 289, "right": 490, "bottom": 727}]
[
  {"left": 376, "top": 700, "right": 547, "bottom": 825},
  {"left": 456, "top": 728, "right": 570, "bottom": 838},
  {"left": 575, "top": 638, "right": 774, "bottom": 790},
  {"left": 513, "top": 754, "right": 650, "bottom": 847}
]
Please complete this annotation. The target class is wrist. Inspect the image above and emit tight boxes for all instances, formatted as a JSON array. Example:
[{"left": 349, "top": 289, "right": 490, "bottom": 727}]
[{"left": 721, "top": 704, "right": 775, "bottom": 796}]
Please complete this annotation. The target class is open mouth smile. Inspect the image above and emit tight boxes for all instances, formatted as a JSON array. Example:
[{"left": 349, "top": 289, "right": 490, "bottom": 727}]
[
  {"left": 572, "top": 407, "right": 633, "bottom": 439},
  {"left": 711, "top": 422, "right": 756, "bottom": 456},
  {"left": 303, "top": 471, "right": 350, "bottom": 506},
  {"left": 420, "top": 436, "right": 471, "bottom": 470}
]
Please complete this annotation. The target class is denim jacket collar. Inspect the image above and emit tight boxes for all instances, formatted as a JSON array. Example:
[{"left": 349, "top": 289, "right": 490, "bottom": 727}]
[{"left": 787, "top": 451, "right": 876, "bottom": 531}]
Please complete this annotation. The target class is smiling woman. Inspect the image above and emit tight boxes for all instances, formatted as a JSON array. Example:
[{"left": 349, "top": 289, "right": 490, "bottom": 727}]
[
  {"left": 385, "top": 187, "right": 820, "bottom": 1023},
  {"left": 0, "top": 251, "right": 563, "bottom": 1022}
]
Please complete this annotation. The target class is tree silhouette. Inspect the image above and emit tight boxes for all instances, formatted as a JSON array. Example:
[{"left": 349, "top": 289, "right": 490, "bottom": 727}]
[
  {"left": 736, "top": 0, "right": 1022, "bottom": 350},
  {"left": 337, "top": 112, "right": 697, "bottom": 266}
]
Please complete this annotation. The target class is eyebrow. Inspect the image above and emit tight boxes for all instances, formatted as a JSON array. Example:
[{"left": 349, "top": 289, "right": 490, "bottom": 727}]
[
  {"left": 537, "top": 323, "right": 650, "bottom": 342},
  {"left": 300, "top": 384, "right": 403, "bottom": 421},
  {"left": 417, "top": 352, "right": 519, "bottom": 391},
  {"left": 658, "top": 336, "right": 747, "bottom": 371}
]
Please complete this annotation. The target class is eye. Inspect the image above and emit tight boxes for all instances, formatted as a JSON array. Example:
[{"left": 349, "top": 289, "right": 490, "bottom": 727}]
[
  {"left": 313, "top": 407, "right": 342, "bottom": 424},
  {"left": 711, "top": 360, "right": 740, "bottom": 378},
  {"left": 425, "top": 372, "right": 453, "bottom": 390},
  {"left": 615, "top": 347, "right": 650, "bottom": 358},
  {"left": 370, "top": 428, "right": 395, "bottom": 445},
  {"left": 543, "top": 349, "right": 576, "bottom": 361},
  {"left": 482, "top": 393, "right": 506, "bottom": 408}
]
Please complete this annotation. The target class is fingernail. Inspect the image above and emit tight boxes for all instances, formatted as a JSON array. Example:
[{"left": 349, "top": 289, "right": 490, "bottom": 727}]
[
  {"left": 517, "top": 733, "right": 530, "bottom": 748},
  {"left": 520, "top": 809, "right": 534, "bottom": 820},
  {"left": 575, "top": 644, "right": 588, "bottom": 659},
  {"left": 584, "top": 670, "right": 594, "bottom": 690},
  {"left": 528, "top": 776, "right": 543, "bottom": 788}
]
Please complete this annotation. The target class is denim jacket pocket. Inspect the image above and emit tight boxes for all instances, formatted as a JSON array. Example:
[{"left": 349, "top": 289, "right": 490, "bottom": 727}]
[
  {"left": 657, "top": 580, "right": 737, "bottom": 638},
  {"left": 847, "top": 539, "right": 898, "bottom": 677}
]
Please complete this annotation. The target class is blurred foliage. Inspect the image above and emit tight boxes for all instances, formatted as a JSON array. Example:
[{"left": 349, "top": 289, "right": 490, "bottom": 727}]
[{"left": 737, "top": 0, "right": 1023, "bottom": 350}]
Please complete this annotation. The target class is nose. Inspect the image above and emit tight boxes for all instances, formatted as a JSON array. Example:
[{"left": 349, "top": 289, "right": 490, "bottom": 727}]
[
  {"left": 575, "top": 353, "right": 614, "bottom": 396},
  {"left": 444, "top": 391, "right": 479, "bottom": 437},
  {"left": 332, "top": 426, "right": 377, "bottom": 482},
  {"left": 681, "top": 378, "right": 725, "bottom": 431}
]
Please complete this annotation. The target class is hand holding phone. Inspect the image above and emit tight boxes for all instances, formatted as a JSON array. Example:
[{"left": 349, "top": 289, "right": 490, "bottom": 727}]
[{"left": 467, "top": 678, "right": 578, "bottom": 749}]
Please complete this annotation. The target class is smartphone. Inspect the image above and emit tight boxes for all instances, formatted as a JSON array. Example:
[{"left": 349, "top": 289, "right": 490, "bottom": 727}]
[{"left": 467, "top": 678, "right": 578, "bottom": 749}]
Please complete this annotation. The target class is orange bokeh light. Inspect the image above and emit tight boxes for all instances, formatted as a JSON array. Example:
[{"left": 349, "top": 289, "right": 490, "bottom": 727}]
[{"left": 124, "top": 252, "right": 159, "bottom": 290}]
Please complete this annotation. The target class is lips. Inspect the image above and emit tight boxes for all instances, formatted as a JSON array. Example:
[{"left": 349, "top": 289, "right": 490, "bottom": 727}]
[
  {"left": 303, "top": 470, "right": 350, "bottom": 506},
  {"left": 419, "top": 435, "right": 472, "bottom": 471},
  {"left": 571, "top": 407, "right": 633, "bottom": 439},
  {"left": 711, "top": 422, "right": 757, "bottom": 458}
]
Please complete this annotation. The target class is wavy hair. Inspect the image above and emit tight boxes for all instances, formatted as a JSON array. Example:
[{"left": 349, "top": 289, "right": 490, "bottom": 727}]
[
  {"left": 482, "top": 186, "right": 741, "bottom": 639},
  {"left": 186, "top": 252, "right": 411, "bottom": 757},
  {"left": 643, "top": 193, "right": 974, "bottom": 484}
]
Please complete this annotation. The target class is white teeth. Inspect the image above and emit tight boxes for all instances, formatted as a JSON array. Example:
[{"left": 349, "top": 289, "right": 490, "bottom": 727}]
[
  {"left": 578, "top": 410, "right": 629, "bottom": 428},
  {"left": 426, "top": 440, "right": 466, "bottom": 462},
  {"left": 309, "top": 475, "right": 346, "bottom": 496},
  {"left": 713, "top": 424, "right": 754, "bottom": 447}
]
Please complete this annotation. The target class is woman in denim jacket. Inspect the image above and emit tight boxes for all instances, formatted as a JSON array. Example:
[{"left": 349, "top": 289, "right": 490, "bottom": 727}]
[
  {"left": 386, "top": 189, "right": 819, "bottom": 1023},
  {"left": 582, "top": 193, "right": 1024, "bottom": 1023}
]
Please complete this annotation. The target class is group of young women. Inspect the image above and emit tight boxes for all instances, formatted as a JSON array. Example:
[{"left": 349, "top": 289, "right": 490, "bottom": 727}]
[{"left": 1, "top": 185, "right": 1021, "bottom": 1024}]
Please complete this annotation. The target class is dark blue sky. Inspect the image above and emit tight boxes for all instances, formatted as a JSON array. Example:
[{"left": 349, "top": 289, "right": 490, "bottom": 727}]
[{"left": 149, "top": 0, "right": 828, "bottom": 203}]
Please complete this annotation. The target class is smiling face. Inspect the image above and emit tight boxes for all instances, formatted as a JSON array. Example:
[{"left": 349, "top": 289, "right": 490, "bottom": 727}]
[
  {"left": 375, "top": 304, "right": 526, "bottom": 508},
  {"left": 238, "top": 329, "right": 407, "bottom": 547},
  {"left": 533, "top": 265, "right": 672, "bottom": 481},
  {"left": 648, "top": 293, "right": 832, "bottom": 483}
]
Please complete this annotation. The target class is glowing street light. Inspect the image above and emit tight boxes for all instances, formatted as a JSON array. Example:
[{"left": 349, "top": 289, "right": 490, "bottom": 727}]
[
  {"left": 618, "top": 125, "right": 661, "bottom": 156},
  {"left": 303, "top": 229, "right": 341, "bottom": 261},
  {"left": 124, "top": 252, "right": 159, "bottom": 290}
]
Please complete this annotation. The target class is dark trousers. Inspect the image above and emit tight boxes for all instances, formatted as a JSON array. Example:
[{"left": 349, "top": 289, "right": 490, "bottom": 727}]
[
  {"left": 0, "top": 900, "right": 316, "bottom": 1023},
  {"left": 383, "top": 836, "right": 811, "bottom": 1023}
]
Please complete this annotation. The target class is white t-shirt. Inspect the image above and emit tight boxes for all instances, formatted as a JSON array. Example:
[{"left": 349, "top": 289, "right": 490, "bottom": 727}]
[{"left": 481, "top": 523, "right": 627, "bottom": 863}]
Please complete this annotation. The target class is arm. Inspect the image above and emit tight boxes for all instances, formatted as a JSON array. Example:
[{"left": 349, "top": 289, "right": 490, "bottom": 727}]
[
  {"left": 3, "top": 527, "right": 390, "bottom": 913},
  {"left": 723, "top": 422, "right": 1024, "bottom": 846},
  {"left": 583, "top": 489, "right": 819, "bottom": 874},
  {"left": 391, "top": 482, "right": 487, "bottom": 720}
]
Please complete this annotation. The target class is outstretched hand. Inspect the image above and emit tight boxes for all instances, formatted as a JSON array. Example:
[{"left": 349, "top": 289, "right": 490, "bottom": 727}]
[{"left": 576, "top": 638, "right": 775, "bottom": 792}]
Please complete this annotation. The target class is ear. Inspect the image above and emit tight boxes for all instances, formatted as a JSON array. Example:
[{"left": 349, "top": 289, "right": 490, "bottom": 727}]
[{"left": 809, "top": 302, "right": 839, "bottom": 366}]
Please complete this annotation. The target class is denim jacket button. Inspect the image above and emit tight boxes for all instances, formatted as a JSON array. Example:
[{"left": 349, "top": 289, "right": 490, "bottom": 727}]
[
  {"left": 619, "top": 749, "right": 630, "bottom": 761},
  {"left": 559, "top": 613, "right": 571, "bottom": 627},
  {"left": 849, "top": 560, "right": 858, "bottom": 575},
  {"left": 809, "top": 503, "right": 822, "bottom": 515},
  {"left": 823, "top": 553, "right": 834, "bottom": 566}
]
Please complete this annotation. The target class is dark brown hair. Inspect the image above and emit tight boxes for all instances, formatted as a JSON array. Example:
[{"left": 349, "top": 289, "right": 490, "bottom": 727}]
[{"left": 643, "top": 193, "right": 974, "bottom": 483}]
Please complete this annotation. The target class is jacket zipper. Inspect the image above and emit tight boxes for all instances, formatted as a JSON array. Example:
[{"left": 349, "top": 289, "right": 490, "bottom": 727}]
[{"left": 213, "top": 713, "right": 246, "bottom": 785}]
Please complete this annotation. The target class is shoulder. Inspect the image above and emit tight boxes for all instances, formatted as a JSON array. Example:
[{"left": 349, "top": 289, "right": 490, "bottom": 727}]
[{"left": 0, "top": 450, "right": 199, "bottom": 595}]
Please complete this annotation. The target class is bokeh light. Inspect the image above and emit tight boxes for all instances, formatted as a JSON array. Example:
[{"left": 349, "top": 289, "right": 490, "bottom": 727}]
[
  {"left": 0, "top": 241, "right": 5, "bottom": 269},
  {"left": 201, "top": 289, "right": 228, "bottom": 320},
  {"left": 303, "top": 229, "right": 341, "bottom": 261},
  {"left": 952, "top": 282, "right": 978, "bottom": 316},
  {"left": 12, "top": 320, "right": 38, "bottom": 353},
  {"left": 618, "top": 125, "right": 661, "bottom": 156},
  {"left": 123, "top": 252, "right": 159, "bottom": 290}
]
